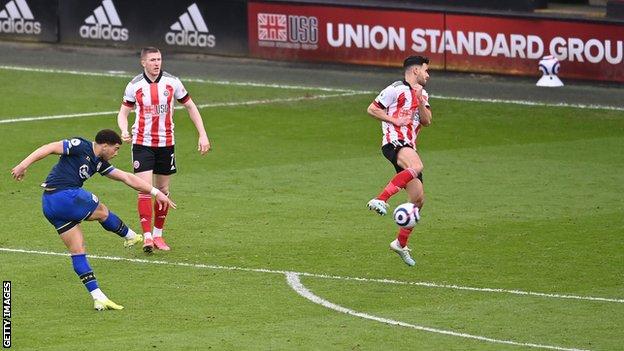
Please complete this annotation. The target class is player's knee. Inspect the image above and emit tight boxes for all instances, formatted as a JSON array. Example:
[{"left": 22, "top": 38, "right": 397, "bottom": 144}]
[
  {"left": 91, "top": 203, "right": 109, "bottom": 221},
  {"left": 410, "top": 194, "right": 424, "bottom": 209}
]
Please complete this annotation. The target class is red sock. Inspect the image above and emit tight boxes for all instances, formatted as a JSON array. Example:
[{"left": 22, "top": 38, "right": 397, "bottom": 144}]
[
  {"left": 377, "top": 168, "right": 417, "bottom": 202},
  {"left": 137, "top": 194, "right": 152, "bottom": 234},
  {"left": 154, "top": 194, "right": 169, "bottom": 230},
  {"left": 397, "top": 227, "right": 413, "bottom": 247}
]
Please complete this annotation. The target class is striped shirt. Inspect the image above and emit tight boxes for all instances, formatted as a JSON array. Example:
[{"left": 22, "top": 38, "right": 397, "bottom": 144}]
[
  {"left": 373, "top": 80, "right": 430, "bottom": 147},
  {"left": 122, "top": 71, "right": 190, "bottom": 147}
]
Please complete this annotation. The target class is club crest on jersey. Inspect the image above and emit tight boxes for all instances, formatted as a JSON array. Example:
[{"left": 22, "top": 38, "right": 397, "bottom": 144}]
[
  {"left": 163, "top": 90, "right": 169, "bottom": 97},
  {"left": 133, "top": 160, "right": 140, "bottom": 169},
  {"left": 70, "top": 138, "right": 81, "bottom": 146},
  {"left": 79, "top": 164, "right": 90, "bottom": 179}
]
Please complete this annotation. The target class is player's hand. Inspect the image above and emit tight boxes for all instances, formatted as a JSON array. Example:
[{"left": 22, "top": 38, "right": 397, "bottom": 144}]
[
  {"left": 11, "top": 164, "right": 27, "bottom": 181},
  {"left": 121, "top": 131, "right": 132, "bottom": 143},
  {"left": 393, "top": 109, "right": 412, "bottom": 127},
  {"left": 198, "top": 135, "right": 210, "bottom": 155},
  {"left": 393, "top": 116, "right": 411, "bottom": 127},
  {"left": 155, "top": 191, "right": 176, "bottom": 210}
]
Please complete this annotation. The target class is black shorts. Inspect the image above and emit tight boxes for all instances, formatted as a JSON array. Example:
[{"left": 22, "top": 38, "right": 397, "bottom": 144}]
[
  {"left": 132, "top": 144, "right": 177, "bottom": 175},
  {"left": 381, "top": 141, "right": 423, "bottom": 182}
]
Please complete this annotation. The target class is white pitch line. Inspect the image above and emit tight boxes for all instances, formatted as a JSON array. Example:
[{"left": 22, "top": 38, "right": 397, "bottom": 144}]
[
  {"left": 0, "top": 65, "right": 362, "bottom": 93},
  {"left": 0, "top": 92, "right": 364, "bottom": 124},
  {"left": 2, "top": 65, "right": 624, "bottom": 111},
  {"left": 286, "top": 272, "right": 590, "bottom": 351},
  {"left": 1, "top": 247, "right": 622, "bottom": 304}
]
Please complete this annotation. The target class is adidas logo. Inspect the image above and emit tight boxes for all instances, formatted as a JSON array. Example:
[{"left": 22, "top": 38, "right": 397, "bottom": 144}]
[
  {"left": 0, "top": 0, "right": 41, "bottom": 35},
  {"left": 165, "top": 3, "right": 215, "bottom": 48},
  {"left": 79, "top": 0, "right": 128, "bottom": 41}
]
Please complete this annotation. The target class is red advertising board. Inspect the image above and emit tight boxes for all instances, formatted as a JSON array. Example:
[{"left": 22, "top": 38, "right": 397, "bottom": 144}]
[
  {"left": 445, "top": 14, "right": 624, "bottom": 82},
  {"left": 248, "top": 1, "right": 624, "bottom": 82},
  {"left": 248, "top": 2, "right": 445, "bottom": 69}
]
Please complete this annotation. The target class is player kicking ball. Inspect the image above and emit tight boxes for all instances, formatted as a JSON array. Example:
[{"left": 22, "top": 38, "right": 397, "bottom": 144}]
[{"left": 11, "top": 129, "right": 176, "bottom": 310}]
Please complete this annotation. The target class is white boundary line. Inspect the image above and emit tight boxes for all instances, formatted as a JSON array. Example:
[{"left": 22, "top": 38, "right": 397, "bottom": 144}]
[
  {"left": 1, "top": 247, "right": 622, "bottom": 304},
  {"left": 2, "top": 65, "right": 624, "bottom": 111},
  {"left": 0, "top": 92, "right": 364, "bottom": 124},
  {"left": 0, "top": 65, "right": 362, "bottom": 93},
  {"left": 286, "top": 272, "right": 590, "bottom": 351}
]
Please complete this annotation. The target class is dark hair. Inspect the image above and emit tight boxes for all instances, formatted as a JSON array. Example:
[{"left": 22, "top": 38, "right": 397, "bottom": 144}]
[
  {"left": 95, "top": 129, "right": 122, "bottom": 145},
  {"left": 403, "top": 55, "right": 429, "bottom": 69},
  {"left": 140, "top": 47, "right": 160, "bottom": 59}
]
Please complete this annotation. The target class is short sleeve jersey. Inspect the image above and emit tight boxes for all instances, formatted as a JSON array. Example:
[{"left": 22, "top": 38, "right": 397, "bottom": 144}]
[
  {"left": 373, "top": 80, "right": 430, "bottom": 147},
  {"left": 122, "top": 71, "right": 191, "bottom": 147},
  {"left": 42, "top": 138, "right": 115, "bottom": 190}
]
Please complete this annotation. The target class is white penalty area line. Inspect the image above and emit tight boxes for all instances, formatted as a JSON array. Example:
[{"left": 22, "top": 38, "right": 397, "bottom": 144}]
[
  {"left": 286, "top": 272, "right": 590, "bottom": 351},
  {"left": 1, "top": 247, "right": 622, "bottom": 304},
  {"left": 0, "top": 92, "right": 365, "bottom": 124},
  {"left": 2, "top": 65, "right": 624, "bottom": 111}
]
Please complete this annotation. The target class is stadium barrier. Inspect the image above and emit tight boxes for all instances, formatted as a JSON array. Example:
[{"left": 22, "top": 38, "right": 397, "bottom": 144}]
[
  {"left": 248, "top": 1, "right": 624, "bottom": 83},
  {"left": 0, "top": 0, "right": 622, "bottom": 82}
]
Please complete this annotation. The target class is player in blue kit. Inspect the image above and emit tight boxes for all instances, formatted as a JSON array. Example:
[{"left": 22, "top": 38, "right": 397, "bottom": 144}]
[{"left": 11, "top": 129, "right": 176, "bottom": 311}]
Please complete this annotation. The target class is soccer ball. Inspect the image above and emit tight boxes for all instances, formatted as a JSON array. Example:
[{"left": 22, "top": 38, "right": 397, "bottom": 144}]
[{"left": 392, "top": 203, "right": 420, "bottom": 228}]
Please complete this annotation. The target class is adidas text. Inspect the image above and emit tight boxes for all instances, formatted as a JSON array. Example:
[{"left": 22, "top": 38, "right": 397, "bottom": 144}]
[
  {"left": 79, "top": 24, "right": 128, "bottom": 41},
  {"left": 0, "top": 18, "right": 40, "bottom": 34},
  {"left": 165, "top": 31, "right": 215, "bottom": 47}
]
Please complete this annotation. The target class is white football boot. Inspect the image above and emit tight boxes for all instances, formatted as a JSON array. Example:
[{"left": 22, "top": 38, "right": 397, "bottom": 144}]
[
  {"left": 367, "top": 198, "right": 389, "bottom": 216},
  {"left": 390, "top": 239, "right": 416, "bottom": 266}
]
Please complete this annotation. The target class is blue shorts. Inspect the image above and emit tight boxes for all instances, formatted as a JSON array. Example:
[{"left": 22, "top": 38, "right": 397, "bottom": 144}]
[{"left": 42, "top": 188, "right": 99, "bottom": 234}]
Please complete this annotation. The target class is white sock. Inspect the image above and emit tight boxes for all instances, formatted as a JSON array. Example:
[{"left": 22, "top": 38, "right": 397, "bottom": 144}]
[
  {"left": 153, "top": 227, "right": 163, "bottom": 238},
  {"left": 144, "top": 232, "right": 153, "bottom": 240},
  {"left": 90, "top": 288, "right": 107, "bottom": 301},
  {"left": 124, "top": 229, "right": 137, "bottom": 240}
]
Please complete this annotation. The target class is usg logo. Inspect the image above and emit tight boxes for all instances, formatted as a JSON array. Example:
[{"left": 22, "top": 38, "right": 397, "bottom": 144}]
[
  {"left": 257, "top": 13, "right": 318, "bottom": 50},
  {"left": 79, "top": 0, "right": 128, "bottom": 41},
  {"left": 165, "top": 3, "right": 215, "bottom": 48},
  {"left": 0, "top": 0, "right": 41, "bottom": 35}
]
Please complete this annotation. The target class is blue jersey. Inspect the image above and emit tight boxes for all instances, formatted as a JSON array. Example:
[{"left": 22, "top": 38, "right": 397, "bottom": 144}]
[{"left": 42, "top": 138, "right": 115, "bottom": 190}]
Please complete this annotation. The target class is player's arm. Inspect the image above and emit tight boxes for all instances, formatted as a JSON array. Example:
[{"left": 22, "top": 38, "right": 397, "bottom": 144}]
[
  {"left": 105, "top": 169, "right": 176, "bottom": 210},
  {"left": 413, "top": 85, "right": 432, "bottom": 127},
  {"left": 182, "top": 98, "right": 211, "bottom": 155},
  {"left": 117, "top": 104, "right": 133, "bottom": 143},
  {"left": 11, "top": 141, "right": 63, "bottom": 181},
  {"left": 367, "top": 102, "right": 410, "bottom": 126}
]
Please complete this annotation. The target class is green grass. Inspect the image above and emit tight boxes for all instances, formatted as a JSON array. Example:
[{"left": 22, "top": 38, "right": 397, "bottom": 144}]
[{"left": 1, "top": 68, "right": 623, "bottom": 350}]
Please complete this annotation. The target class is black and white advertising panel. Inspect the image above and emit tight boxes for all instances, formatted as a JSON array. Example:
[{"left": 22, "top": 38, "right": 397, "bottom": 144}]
[
  {"left": 58, "top": 0, "right": 247, "bottom": 55},
  {"left": 0, "top": 0, "right": 57, "bottom": 42}
]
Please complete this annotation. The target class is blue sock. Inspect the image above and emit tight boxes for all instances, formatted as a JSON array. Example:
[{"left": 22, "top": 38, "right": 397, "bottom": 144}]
[
  {"left": 100, "top": 211, "right": 129, "bottom": 237},
  {"left": 71, "top": 254, "right": 98, "bottom": 292}
]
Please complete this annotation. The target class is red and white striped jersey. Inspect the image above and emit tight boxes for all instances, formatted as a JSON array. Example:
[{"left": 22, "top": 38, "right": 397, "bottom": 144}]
[
  {"left": 122, "top": 71, "right": 191, "bottom": 147},
  {"left": 373, "top": 80, "right": 430, "bottom": 147}
]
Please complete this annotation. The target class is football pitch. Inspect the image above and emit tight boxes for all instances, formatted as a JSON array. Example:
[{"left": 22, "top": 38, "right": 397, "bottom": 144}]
[{"left": 0, "top": 66, "right": 623, "bottom": 351}]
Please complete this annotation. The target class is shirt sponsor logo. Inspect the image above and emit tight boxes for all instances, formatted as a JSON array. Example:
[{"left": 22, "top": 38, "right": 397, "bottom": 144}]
[
  {"left": 79, "top": 0, "right": 128, "bottom": 41},
  {"left": 0, "top": 0, "right": 41, "bottom": 35},
  {"left": 257, "top": 13, "right": 318, "bottom": 50},
  {"left": 165, "top": 3, "right": 215, "bottom": 48}
]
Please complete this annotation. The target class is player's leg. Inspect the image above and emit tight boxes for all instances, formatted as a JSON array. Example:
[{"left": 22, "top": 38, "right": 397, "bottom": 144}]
[
  {"left": 389, "top": 180, "right": 423, "bottom": 267},
  {"left": 136, "top": 170, "right": 155, "bottom": 252},
  {"left": 152, "top": 145, "right": 176, "bottom": 251},
  {"left": 152, "top": 174, "right": 171, "bottom": 250},
  {"left": 132, "top": 144, "right": 156, "bottom": 253},
  {"left": 87, "top": 202, "right": 142, "bottom": 248},
  {"left": 368, "top": 145, "right": 422, "bottom": 215},
  {"left": 59, "top": 225, "right": 123, "bottom": 310}
]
